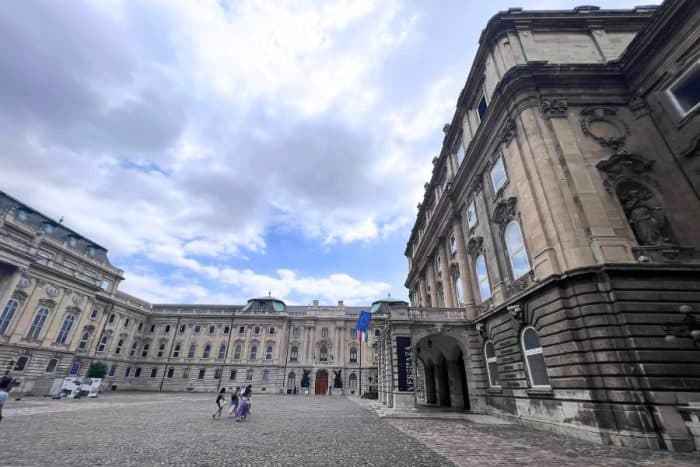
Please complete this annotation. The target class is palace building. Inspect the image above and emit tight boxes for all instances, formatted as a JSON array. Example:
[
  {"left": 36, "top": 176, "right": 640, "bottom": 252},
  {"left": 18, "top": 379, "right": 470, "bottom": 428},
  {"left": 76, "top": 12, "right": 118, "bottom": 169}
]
[
  {"left": 0, "top": 191, "right": 381, "bottom": 397},
  {"left": 375, "top": 0, "right": 700, "bottom": 453}
]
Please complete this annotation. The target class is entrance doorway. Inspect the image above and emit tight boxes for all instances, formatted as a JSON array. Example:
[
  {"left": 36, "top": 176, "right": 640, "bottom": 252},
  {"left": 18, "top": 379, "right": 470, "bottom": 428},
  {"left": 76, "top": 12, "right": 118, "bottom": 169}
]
[
  {"left": 416, "top": 334, "right": 470, "bottom": 410},
  {"left": 314, "top": 370, "right": 328, "bottom": 395}
]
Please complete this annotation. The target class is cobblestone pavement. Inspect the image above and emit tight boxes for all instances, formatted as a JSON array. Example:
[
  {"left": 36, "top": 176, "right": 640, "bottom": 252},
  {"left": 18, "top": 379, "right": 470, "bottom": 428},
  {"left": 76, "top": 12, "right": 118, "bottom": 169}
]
[
  {"left": 0, "top": 393, "right": 452, "bottom": 466},
  {"left": 384, "top": 416, "right": 700, "bottom": 467}
]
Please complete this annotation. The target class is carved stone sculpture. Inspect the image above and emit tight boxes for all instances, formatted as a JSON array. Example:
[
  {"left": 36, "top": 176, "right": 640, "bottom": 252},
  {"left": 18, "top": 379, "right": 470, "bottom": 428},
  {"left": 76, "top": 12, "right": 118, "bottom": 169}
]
[{"left": 619, "top": 187, "right": 669, "bottom": 246}]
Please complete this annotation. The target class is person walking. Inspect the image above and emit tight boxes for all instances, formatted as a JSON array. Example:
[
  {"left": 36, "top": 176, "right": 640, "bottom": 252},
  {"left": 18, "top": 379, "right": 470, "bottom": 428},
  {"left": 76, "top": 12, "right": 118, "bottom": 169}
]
[
  {"left": 235, "top": 385, "right": 252, "bottom": 422},
  {"left": 213, "top": 387, "right": 226, "bottom": 419},
  {"left": 0, "top": 376, "right": 12, "bottom": 424},
  {"left": 228, "top": 386, "right": 240, "bottom": 417}
]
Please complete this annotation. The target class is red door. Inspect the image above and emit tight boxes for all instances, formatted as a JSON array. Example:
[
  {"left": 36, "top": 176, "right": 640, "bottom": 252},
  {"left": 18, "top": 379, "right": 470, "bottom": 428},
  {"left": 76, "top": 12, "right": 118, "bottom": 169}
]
[{"left": 314, "top": 370, "right": 328, "bottom": 395}]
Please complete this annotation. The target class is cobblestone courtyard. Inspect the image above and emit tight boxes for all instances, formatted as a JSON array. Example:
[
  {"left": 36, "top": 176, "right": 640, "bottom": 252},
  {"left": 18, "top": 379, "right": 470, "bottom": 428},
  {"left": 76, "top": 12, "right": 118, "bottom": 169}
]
[{"left": 1, "top": 393, "right": 699, "bottom": 466}]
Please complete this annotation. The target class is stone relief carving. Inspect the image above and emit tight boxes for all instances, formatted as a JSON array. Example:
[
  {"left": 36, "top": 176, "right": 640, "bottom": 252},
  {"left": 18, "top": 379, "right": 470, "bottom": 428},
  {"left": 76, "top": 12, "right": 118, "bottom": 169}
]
[
  {"left": 580, "top": 107, "right": 627, "bottom": 149},
  {"left": 38, "top": 298, "right": 56, "bottom": 309},
  {"left": 503, "top": 275, "right": 530, "bottom": 300},
  {"left": 492, "top": 197, "right": 518, "bottom": 229},
  {"left": 617, "top": 183, "right": 671, "bottom": 246},
  {"left": 500, "top": 119, "right": 516, "bottom": 145},
  {"left": 45, "top": 285, "right": 59, "bottom": 298},
  {"left": 470, "top": 177, "right": 483, "bottom": 195},
  {"left": 475, "top": 322, "right": 488, "bottom": 339},
  {"left": 596, "top": 150, "right": 655, "bottom": 193},
  {"left": 466, "top": 236, "right": 483, "bottom": 258},
  {"left": 17, "top": 277, "right": 30, "bottom": 288},
  {"left": 540, "top": 98, "right": 568, "bottom": 118}
]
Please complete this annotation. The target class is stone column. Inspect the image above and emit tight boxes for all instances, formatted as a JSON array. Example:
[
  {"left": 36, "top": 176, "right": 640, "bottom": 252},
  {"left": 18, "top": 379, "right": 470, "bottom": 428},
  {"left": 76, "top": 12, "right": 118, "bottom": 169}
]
[
  {"left": 453, "top": 215, "right": 476, "bottom": 319},
  {"left": 428, "top": 262, "right": 439, "bottom": 308},
  {"left": 439, "top": 240, "right": 455, "bottom": 308},
  {"left": 419, "top": 276, "right": 428, "bottom": 307}
]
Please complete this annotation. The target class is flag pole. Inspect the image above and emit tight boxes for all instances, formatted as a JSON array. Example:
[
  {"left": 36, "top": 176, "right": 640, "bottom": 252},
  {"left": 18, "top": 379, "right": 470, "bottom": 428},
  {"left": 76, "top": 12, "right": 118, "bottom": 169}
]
[{"left": 359, "top": 337, "right": 362, "bottom": 396}]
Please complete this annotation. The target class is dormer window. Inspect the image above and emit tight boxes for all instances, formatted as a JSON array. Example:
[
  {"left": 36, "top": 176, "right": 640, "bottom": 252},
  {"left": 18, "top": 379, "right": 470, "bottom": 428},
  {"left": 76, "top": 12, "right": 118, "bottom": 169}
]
[
  {"left": 41, "top": 223, "right": 54, "bottom": 234},
  {"left": 86, "top": 246, "right": 96, "bottom": 257},
  {"left": 67, "top": 236, "right": 78, "bottom": 247},
  {"left": 476, "top": 93, "right": 488, "bottom": 122},
  {"left": 15, "top": 209, "right": 28, "bottom": 221}
]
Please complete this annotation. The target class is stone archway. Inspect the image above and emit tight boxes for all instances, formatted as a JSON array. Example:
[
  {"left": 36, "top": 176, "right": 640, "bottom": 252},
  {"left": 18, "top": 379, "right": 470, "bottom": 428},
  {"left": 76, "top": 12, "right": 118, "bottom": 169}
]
[{"left": 415, "top": 334, "right": 470, "bottom": 410}]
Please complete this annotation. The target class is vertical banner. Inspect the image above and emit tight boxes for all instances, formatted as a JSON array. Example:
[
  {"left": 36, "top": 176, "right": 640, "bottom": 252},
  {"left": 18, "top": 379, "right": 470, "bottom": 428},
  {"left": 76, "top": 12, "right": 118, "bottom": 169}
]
[{"left": 396, "top": 336, "right": 414, "bottom": 392}]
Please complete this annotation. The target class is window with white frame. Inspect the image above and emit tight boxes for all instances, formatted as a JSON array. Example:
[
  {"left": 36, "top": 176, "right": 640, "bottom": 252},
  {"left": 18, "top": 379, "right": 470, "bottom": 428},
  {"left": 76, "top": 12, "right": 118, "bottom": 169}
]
[
  {"left": 250, "top": 345, "right": 257, "bottom": 360},
  {"left": 179, "top": 324, "right": 186, "bottom": 333},
  {"left": 97, "top": 334, "right": 109, "bottom": 352},
  {"left": 182, "top": 367, "right": 190, "bottom": 379},
  {"left": 505, "top": 221, "right": 531, "bottom": 279},
  {"left": 27, "top": 307, "right": 50, "bottom": 340},
  {"left": 321, "top": 327, "right": 329, "bottom": 338},
  {"left": 245, "top": 368, "right": 253, "bottom": 381},
  {"left": 157, "top": 342, "right": 166, "bottom": 358},
  {"left": 202, "top": 343, "right": 211, "bottom": 359},
  {"left": 140, "top": 343, "right": 150, "bottom": 357},
  {"left": 129, "top": 341, "right": 138, "bottom": 356},
  {"left": 475, "top": 255, "right": 491, "bottom": 301},
  {"left": 109, "top": 364, "right": 117, "bottom": 377},
  {"left": 466, "top": 200, "right": 477, "bottom": 230},
  {"left": 234, "top": 344, "right": 242, "bottom": 360},
  {"left": 208, "top": 324, "right": 215, "bottom": 334},
  {"left": 522, "top": 327, "right": 551, "bottom": 388},
  {"left": 108, "top": 313, "right": 116, "bottom": 324},
  {"left": 148, "top": 324, "right": 155, "bottom": 333},
  {"left": 268, "top": 326, "right": 276, "bottom": 335},
  {"left": 56, "top": 314, "right": 75, "bottom": 344},
  {"left": 484, "top": 341, "right": 501, "bottom": 388},
  {"left": 254, "top": 326, "right": 261, "bottom": 335},
  {"left": 350, "top": 329, "right": 357, "bottom": 339},
  {"left": 124, "top": 318, "right": 130, "bottom": 328},
  {"left": 115, "top": 339, "right": 124, "bottom": 355},
  {"left": 349, "top": 373, "right": 357, "bottom": 389},
  {"left": 287, "top": 372, "right": 296, "bottom": 388},
  {"left": 266, "top": 345, "right": 273, "bottom": 360},
  {"left": 148, "top": 368, "right": 157, "bottom": 378},
  {"left": 69, "top": 361, "right": 81, "bottom": 375},
  {"left": 214, "top": 368, "right": 222, "bottom": 380},
  {"left": 350, "top": 347, "right": 357, "bottom": 363},
  {"left": 90, "top": 308, "right": 99, "bottom": 320},
  {"left": 167, "top": 368, "right": 175, "bottom": 378},
  {"left": 14, "top": 355, "right": 29, "bottom": 371},
  {"left": 125, "top": 367, "right": 132, "bottom": 377},
  {"left": 229, "top": 369, "right": 237, "bottom": 380},
  {"left": 666, "top": 59, "right": 700, "bottom": 117},
  {"left": 263, "top": 369, "right": 270, "bottom": 382},
  {"left": 239, "top": 325, "right": 245, "bottom": 334},
  {"left": 78, "top": 329, "right": 92, "bottom": 350},
  {"left": 290, "top": 346, "right": 298, "bottom": 361},
  {"left": 292, "top": 326, "right": 300, "bottom": 338},
  {"left": 172, "top": 343, "right": 181, "bottom": 358},
  {"left": 218, "top": 344, "right": 226, "bottom": 360},
  {"left": 223, "top": 326, "right": 230, "bottom": 335},
  {"left": 164, "top": 324, "right": 171, "bottom": 334},
  {"left": 490, "top": 155, "right": 508, "bottom": 193},
  {"left": 0, "top": 299, "right": 20, "bottom": 334},
  {"left": 198, "top": 368, "right": 205, "bottom": 379},
  {"left": 193, "top": 324, "right": 201, "bottom": 334}
]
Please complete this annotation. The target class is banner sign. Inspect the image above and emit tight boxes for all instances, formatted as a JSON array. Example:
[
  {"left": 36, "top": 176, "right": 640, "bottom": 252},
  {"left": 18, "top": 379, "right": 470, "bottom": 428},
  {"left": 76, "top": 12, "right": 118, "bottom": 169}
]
[{"left": 396, "top": 336, "right": 414, "bottom": 392}]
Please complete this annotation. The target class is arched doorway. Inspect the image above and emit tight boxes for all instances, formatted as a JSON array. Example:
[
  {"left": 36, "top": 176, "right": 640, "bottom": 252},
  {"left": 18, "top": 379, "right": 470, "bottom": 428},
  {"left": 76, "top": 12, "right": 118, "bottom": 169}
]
[
  {"left": 314, "top": 370, "right": 328, "bottom": 395},
  {"left": 415, "top": 334, "right": 470, "bottom": 410}
]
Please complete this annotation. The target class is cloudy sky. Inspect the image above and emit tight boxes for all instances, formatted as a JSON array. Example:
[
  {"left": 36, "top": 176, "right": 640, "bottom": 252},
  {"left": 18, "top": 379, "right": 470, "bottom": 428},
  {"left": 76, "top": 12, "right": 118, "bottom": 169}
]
[{"left": 0, "top": 0, "right": 655, "bottom": 305}]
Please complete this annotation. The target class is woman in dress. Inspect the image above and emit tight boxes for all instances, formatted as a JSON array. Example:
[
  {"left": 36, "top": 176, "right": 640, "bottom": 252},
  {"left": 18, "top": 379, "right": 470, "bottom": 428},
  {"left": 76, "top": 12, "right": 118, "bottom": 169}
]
[{"left": 235, "top": 385, "right": 252, "bottom": 422}]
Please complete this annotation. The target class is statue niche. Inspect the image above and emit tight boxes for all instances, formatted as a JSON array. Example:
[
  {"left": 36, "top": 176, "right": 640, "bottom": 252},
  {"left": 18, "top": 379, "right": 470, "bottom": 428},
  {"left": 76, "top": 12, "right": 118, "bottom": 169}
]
[{"left": 616, "top": 181, "right": 671, "bottom": 246}]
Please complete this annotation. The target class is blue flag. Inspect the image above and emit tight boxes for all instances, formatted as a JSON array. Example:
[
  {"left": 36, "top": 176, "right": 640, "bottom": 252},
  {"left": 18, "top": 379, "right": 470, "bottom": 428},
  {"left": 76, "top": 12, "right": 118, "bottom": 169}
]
[{"left": 356, "top": 311, "right": 372, "bottom": 332}]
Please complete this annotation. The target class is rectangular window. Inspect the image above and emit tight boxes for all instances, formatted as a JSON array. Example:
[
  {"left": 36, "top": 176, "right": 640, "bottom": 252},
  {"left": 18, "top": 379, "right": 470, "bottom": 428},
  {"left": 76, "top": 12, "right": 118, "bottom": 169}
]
[
  {"left": 69, "top": 361, "right": 81, "bottom": 375},
  {"left": 292, "top": 327, "right": 300, "bottom": 338},
  {"left": 214, "top": 369, "right": 221, "bottom": 380},
  {"left": 466, "top": 200, "right": 477, "bottom": 230},
  {"left": 167, "top": 368, "right": 174, "bottom": 379},
  {"left": 150, "top": 368, "right": 158, "bottom": 378},
  {"left": 229, "top": 369, "right": 237, "bottom": 380},
  {"left": 134, "top": 367, "right": 142, "bottom": 378},
  {"left": 223, "top": 326, "right": 230, "bottom": 335},
  {"left": 208, "top": 325, "right": 215, "bottom": 334},
  {"left": 476, "top": 93, "right": 488, "bottom": 122},
  {"left": 194, "top": 324, "right": 201, "bottom": 334},
  {"left": 490, "top": 156, "right": 508, "bottom": 193},
  {"left": 125, "top": 367, "right": 131, "bottom": 377},
  {"left": 667, "top": 60, "right": 700, "bottom": 117},
  {"left": 455, "top": 144, "right": 465, "bottom": 167},
  {"left": 179, "top": 324, "right": 186, "bottom": 333},
  {"left": 239, "top": 326, "right": 245, "bottom": 334},
  {"left": 90, "top": 308, "right": 99, "bottom": 320},
  {"left": 198, "top": 369, "right": 206, "bottom": 380},
  {"left": 321, "top": 327, "right": 329, "bottom": 338},
  {"left": 124, "top": 318, "right": 130, "bottom": 328},
  {"left": 149, "top": 324, "right": 156, "bottom": 333},
  {"left": 182, "top": 368, "right": 190, "bottom": 379},
  {"left": 268, "top": 326, "right": 275, "bottom": 335},
  {"left": 101, "top": 280, "right": 111, "bottom": 291}
]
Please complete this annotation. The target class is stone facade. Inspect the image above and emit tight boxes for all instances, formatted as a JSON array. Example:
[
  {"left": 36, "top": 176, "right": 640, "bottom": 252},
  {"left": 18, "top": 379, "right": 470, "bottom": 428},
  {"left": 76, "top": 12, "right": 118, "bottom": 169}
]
[
  {"left": 0, "top": 192, "right": 381, "bottom": 397},
  {"left": 377, "top": 0, "right": 700, "bottom": 453}
]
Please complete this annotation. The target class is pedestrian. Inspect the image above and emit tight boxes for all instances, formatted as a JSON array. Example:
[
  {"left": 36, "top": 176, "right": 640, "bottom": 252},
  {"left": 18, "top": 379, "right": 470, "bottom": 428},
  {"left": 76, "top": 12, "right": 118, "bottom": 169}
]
[
  {"left": 228, "top": 386, "right": 241, "bottom": 417},
  {"left": 0, "top": 376, "right": 13, "bottom": 425},
  {"left": 213, "top": 387, "right": 225, "bottom": 419},
  {"left": 235, "top": 385, "right": 252, "bottom": 422}
]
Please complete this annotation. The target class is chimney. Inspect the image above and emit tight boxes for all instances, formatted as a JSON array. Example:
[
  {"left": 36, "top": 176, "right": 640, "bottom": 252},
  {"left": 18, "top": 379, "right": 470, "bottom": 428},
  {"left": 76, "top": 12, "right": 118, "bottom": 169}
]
[
  {"left": 313, "top": 299, "right": 319, "bottom": 307},
  {"left": 337, "top": 300, "right": 344, "bottom": 308}
]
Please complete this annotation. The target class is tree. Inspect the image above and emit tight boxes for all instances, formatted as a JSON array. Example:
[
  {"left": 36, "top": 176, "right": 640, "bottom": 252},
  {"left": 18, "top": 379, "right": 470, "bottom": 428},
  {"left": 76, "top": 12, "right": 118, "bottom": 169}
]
[{"left": 86, "top": 361, "right": 107, "bottom": 379}]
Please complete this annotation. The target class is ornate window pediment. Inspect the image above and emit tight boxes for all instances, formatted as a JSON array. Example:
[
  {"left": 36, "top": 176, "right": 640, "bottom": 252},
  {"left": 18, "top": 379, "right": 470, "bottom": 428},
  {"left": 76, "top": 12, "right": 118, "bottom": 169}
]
[
  {"left": 467, "top": 236, "right": 483, "bottom": 258},
  {"left": 596, "top": 150, "right": 655, "bottom": 193},
  {"left": 492, "top": 197, "right": 517, "bottom": 230}
]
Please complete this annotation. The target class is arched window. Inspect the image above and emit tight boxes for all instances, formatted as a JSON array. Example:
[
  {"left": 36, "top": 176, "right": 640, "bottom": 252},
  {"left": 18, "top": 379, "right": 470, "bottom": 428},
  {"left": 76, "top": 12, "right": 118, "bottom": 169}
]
[
  {"left": 97, "top": 333, "right": 109, "bottom": 352},
  {"left": 202, "top": 343, "right": 211, "bottom": 359},
  {"left": 484, "top": 341, "right": 501, "bottom": 388},
  {"left": 319, "top": 345, "right": 328, "bottom": 361},
  {"left": 27, "top": 307, "right": 50, "bottom": 340},
  {"left": 250, "top": 345, "right": 258, "bottom": 360},
  {"left": 349, "top": 373, "right": 358, "bottom": 389},
  {"left": 475, "top": 255, "right": 491, "bottom": 301},
  {"left": 56, "top": 314, "right": 75, "bottom": 344},
  {"left": 109, "top": 364, "right": 118, "bottom": 377},
  {"left": 188, "top": 344, "right": 196, "bottom": 359},
  {"left": 290, "top": 346, "right": 298, "bottom": 361},
  {"left": 157, "top": 342, "right": 166, "bottom": 358},
  {"left": 234, "top": 344, "right": 242, "bottom": 360},
  {"left": 522, "top": 327, "right": 550, "bottom": 389},
  {"left": 218, "top": 344, "right": 226, "bottom": 360},
  {"left": 349, "top": 347, "right": 357, "bottom": 363},
  {"left": 46, "top": 358, "right": 59, "bottom": 373},
  {"left": 115, "top": 339, "right": 124, "bottom": 355},
  {"left": 0, "top": 299, "right": 19, "bottom": 334},
  {"left": 266, "top": 345, "right": 273, "bottom": 360},
  {"left": 78, "top": 329, "right": 92, "bottom": 349},
  {"left": 172, "top": 344, "right": 181, "bottom": 358},
  {"left": 287, "top": 372, "right": 296, "bottom": 388},
  {"left": 505, "top": 221, "right": 530, "bottom": 279}
]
